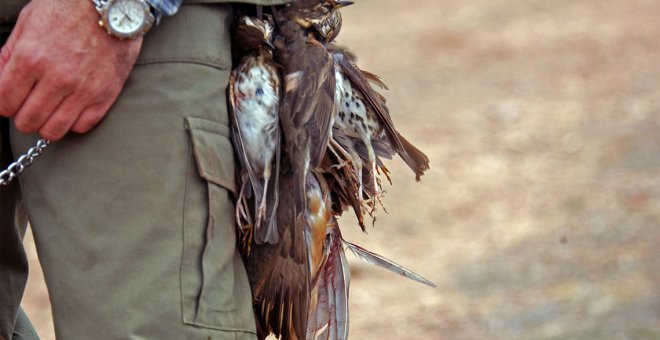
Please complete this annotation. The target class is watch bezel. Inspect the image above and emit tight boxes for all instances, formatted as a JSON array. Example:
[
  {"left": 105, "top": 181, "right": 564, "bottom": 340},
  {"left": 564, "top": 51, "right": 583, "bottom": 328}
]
[{"left": 98, "top": 0, "right": 155, "bottom": 40}]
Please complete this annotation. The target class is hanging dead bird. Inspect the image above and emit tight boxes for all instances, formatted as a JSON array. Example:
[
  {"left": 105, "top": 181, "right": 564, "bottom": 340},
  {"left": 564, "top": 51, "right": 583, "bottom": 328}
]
[
  {"left": 242, "top": 170, "right": 310, "bottom": 340},
  {"left": 240, "top": 1, "right": 349, "bottom": 339},
  {"left": 232, "top": 2, "right": 433, "bottom": 340},
  {"left": 304, "top": 172, "right": 435, "bottom": 340},
  {"left": 329, "top": 43, "right": 430, "bottom": 220},
  {"left": 272, "top": 0, "right": 344, "bottom": 220},
  {"left": 229, "top": 15, "right": 282, "bottom": 245}
]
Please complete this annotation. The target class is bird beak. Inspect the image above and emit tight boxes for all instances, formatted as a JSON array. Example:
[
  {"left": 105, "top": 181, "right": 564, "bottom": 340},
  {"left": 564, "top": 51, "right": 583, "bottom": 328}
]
[{"left": 335, "top": 1, "right": 354, "bottom": 9}]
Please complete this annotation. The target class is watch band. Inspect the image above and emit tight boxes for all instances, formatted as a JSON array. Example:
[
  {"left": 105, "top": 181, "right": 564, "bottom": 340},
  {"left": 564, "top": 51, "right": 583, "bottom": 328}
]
[
  {"left": 91, "top": 0, "right": 107, "bottom": 14},
  {"left": 91, "top": 0, "right": 158, "bottom": 17}
]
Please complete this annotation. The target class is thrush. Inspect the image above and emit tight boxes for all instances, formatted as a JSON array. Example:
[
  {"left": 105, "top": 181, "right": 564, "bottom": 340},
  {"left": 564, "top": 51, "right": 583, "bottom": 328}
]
[
  {"left": 304, "top": 172, "right": 435, "bottom": 340},
  {"left": 271, "top": 0, "right": 341, "bottom": 237},
  {"left": 229, "top": 15, "right": 282, "bottom": 245},
  {"left": 240, "top": 2, "right": 344, "bottom": 338},
  {"left": 234, "top": 3, "right": 434, "bottom": 340},
  {"left": 329, "top": 44, "right": 430, "bottom": 220}
]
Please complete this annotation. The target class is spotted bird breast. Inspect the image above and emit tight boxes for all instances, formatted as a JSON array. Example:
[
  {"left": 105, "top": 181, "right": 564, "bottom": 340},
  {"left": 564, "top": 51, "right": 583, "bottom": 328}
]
[
  {"left": 233, "top": 55, "right": 281, "bottom": 172},
  {"left": 332, "top": 70, "right": 385, "bottom": 142}
]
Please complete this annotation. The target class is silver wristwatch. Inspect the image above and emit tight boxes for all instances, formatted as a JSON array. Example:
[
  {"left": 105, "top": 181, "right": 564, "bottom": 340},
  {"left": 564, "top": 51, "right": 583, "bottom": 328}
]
[{"left": 92, "top": 0, "right": 155, "bottom": 39}]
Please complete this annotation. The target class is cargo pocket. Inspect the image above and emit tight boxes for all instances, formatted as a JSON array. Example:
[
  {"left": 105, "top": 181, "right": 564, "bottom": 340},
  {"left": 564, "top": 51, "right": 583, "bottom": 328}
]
[{"left": 181, "top": 117, "right": 254, "bottom": 331}]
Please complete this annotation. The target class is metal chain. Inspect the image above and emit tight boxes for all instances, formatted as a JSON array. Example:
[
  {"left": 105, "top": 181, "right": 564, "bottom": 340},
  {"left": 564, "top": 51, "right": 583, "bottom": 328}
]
[
  {"left": 91, "top": 0, "right": 107, "bottom": 13},
  {"left": 0, "top": 139, "right": 50, "bottom": 186}
]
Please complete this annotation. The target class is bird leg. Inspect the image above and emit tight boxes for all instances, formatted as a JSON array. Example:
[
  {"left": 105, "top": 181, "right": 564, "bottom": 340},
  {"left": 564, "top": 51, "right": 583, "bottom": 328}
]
[
  {"left": 236, "top": 176, "right": 255, "bottom": 253},
  {"left": 352, "top": 150, "right": 365, "bottom": 203},
  {"left": 256, "top": 164, "right": 271, "bottom": 227},
  {"left": 361, "top": 144, "right": 382, "bottom": 217},
  {"left": 378, "top": 164, "right": 392, "bottom": 185},
  {"left": 237, "top": 177, "right": 253, "bottom": 228},
  {"left": 328, "top": 139, "right": 352, "bottom": 170}
]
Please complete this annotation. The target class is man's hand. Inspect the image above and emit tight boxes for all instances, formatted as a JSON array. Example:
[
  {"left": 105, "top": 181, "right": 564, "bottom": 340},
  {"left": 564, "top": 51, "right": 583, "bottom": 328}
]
[{"left": 0, "top": 0, "right": 143, "bottom": 141}]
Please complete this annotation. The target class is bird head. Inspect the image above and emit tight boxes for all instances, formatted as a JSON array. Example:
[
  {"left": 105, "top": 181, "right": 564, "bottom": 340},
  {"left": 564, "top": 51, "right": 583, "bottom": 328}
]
[
  {"left": 233, "top": 16, "right": 276, "bottom": 52},
  {"left": 295, "top": 0, "right": 354, "bottom": 44}
]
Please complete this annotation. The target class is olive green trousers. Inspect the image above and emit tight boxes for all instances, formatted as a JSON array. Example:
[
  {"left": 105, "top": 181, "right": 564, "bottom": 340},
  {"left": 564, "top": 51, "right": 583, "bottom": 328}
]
[{"left": 0, "top": 4, "right": 270, "bottom": 339}]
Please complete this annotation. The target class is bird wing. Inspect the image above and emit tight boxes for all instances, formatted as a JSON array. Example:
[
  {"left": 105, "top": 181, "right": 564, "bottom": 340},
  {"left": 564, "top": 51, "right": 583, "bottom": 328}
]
[
  {"left": 243, "top": 172, "right": 311, "bottom": 340},
  {"left": 276, "top": 26, "right": 337, "bottom": 227},
  {"left": 332, "top": 51, "right": 401, "bottom": 151},
  {"left": 228, "top": 68, "right": 257, "bottom": 233},
  {"left": 343, "top": 240, "right": 436, "bottom": 287},
  {"left": 307, "top": 226, "right": 350, "bottom": 340},
  {"left": 334, "top": 52, "right": 430, "bottom": 180},
  {"left": 282, "top": 37, "right": 337, "bottom": 169}
]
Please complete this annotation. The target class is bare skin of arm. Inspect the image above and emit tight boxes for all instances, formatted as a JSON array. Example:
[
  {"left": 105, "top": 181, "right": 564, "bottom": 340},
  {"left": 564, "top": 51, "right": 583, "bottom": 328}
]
[{"left": 0, "top": 0, "right": 142, "bottom": 141}]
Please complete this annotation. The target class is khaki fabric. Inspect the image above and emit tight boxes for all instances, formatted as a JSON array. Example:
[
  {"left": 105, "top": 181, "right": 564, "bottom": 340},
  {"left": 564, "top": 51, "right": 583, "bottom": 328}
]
[
  {"left": 1, "top": 29, "right": 38, "bottom": 340},
  {"left": 0, "top": 115, "right": 33, "bottom": 340},
  {"left": 2, "top": 4, "right": 264, "bottom": 339}
]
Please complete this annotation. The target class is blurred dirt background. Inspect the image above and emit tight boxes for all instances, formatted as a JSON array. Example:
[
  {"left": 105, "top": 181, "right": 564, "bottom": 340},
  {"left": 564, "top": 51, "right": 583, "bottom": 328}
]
[{"left": 22, "top": 0, "right": 660, "bottom": 339}]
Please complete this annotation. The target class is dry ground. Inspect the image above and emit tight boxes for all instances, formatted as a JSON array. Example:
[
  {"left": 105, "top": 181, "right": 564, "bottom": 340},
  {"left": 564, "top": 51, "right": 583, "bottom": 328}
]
[{"left": 22, "top": 0, "right": 660, "bottom": 339}]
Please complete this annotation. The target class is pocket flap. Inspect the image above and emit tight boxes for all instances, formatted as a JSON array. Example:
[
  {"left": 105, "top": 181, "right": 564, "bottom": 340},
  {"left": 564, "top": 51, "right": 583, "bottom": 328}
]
[{"left": 185, "top": 117, "right": 236, "bottom": 195}]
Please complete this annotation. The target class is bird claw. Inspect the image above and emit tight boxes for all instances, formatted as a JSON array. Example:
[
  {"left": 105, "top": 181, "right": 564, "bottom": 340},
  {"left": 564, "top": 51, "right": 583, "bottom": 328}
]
[
  {"left": 378, "top": 164, "right": 392, "bottom": 185},
  {"left": 329, "top": 139, "right": 353, "bottom": 170},
  {"left": 330, "top": 159, "right": 351, "bottom": 170},
  {"left": 241, "top": 226, "right": 254, "bottom": 255}
]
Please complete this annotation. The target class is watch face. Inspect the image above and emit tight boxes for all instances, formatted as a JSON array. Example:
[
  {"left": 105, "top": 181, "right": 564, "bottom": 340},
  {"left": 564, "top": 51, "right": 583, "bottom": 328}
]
[{"left": 107, "top": 0, "right": 146, "bottom": 35}]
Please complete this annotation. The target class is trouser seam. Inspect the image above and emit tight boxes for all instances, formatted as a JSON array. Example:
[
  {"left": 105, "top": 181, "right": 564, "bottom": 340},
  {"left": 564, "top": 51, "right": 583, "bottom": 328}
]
[{"left": 135, "top": 59, "right": 231, "bottom": 71}]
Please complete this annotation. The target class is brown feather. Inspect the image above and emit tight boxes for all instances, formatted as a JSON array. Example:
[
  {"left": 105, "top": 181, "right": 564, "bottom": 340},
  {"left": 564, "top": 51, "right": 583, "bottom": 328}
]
[
  {"left": 242, "top": 173, "right": 310, "bottom": 340},
  {"left": 332, "top": 49, "right": 430, "bottom": 179}
]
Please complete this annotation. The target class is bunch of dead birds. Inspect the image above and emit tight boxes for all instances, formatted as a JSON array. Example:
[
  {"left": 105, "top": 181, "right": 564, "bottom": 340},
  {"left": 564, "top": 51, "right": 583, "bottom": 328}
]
[{"left": 228, "top": 1, "right": 433, "bottom": 339}]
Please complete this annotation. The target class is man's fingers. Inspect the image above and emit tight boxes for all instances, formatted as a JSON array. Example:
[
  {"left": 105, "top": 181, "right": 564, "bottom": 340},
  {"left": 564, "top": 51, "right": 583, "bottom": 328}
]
[
  {"left": 37, "top": 95, "right": 86, "bottom": 141},
  {"left": 71, "top": 102, "right": 112, "bottom": 134},
  {"left": 13, "top": 78, "right": 70, "bottom": 133},
  {"left": 0, "top": 57, "right": 36, "bottom": 118}
]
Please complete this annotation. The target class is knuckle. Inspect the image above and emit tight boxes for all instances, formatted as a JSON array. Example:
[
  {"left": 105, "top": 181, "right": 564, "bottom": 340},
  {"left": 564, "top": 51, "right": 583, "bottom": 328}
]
[
  {"left": 13, "top": 50, "right": 40, "bottom": 71},
  {"left": 0, "top": 44, "right": 11, "bottom": 64},
  {"left": 50, "top": 72, "right": 76, "bottom": 90}
]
